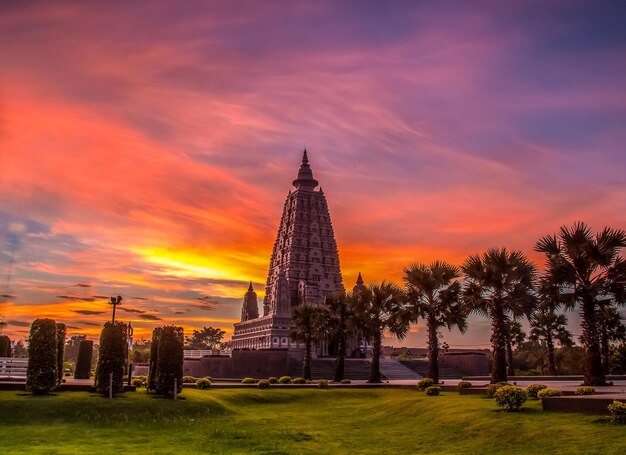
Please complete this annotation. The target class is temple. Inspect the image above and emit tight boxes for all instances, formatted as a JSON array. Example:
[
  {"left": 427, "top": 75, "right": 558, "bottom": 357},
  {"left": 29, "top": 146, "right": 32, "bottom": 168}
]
[{"left": 231, "top": 151, "right": 345, "bottom": 352}]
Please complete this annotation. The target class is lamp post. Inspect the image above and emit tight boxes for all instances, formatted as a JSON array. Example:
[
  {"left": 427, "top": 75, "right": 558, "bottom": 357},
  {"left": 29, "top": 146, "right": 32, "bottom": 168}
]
[{"left": 109, "top": 296, "right": 122, "bottom": 323}]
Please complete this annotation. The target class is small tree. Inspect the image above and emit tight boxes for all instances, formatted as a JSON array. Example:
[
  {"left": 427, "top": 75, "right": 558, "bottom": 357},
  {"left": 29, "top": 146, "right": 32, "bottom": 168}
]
[
  {"left": 155, "top": 325, "right": 184, "bottom": 398},
  {"left": 147, "top": 327, "right": 161, "bottom": 392},
  {"left": 319, "top": 292, "right": 355, "bottom": 382},
  {"left": 0, "top": 335, "right": 11, "bottom": 357},
  {"left": 56, "top": 323, "right": 66, "bottom": 386},
  {"left": 505, "top": 320, "right": 526, "bottom": 376},
  {"left": 74, "top": 340, "right": 94, "bottom": 379},
  {"left": 185, "top": 326, "right": 226, "bottom": 350},
  {"left": 291, "top": 303, "right": 325, "bottom": 380},
  {"left": 26, "top": 318, "right": 58, "bottom": 394},
  {"left": 95, "top": 322, "right": 128, "bottom": 396}
]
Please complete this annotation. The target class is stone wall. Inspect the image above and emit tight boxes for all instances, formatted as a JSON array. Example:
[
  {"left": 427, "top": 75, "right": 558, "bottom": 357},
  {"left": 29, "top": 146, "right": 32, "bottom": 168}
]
[
  {"left": 182, "top": 349, "right": 292, "bottom": 379},
  {"left": 439, "top": 352, "right": 490, "bottom": 376}
]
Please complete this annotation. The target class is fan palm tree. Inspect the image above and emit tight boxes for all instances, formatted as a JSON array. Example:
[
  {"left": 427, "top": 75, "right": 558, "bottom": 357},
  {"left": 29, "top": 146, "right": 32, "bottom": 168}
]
[
  {"left": 535, "top": 222, "right": 626, "bottom": 385},
  {"left": 529, "top": 306, "right": 573, "bottom": 375},
  {"left": 351, "top": 281, "right": 408, "bottom": 383},
  {"left": 462, "top": 247, "right": 536, "bottom": 383},
  {"left": 597, "top": 304, "right": 626, "bottom": 374},
  {"left": 505, "top": 319, "right": 526, "bottom": 376},
  {"left": 320, "top": 291, "right": 355, "bottom": 382},
  {"left": 290, "top": 303, "right": 324, "bottom": 380},
  {"left": 403, "top": 261, "right": 467, "bottom": 383}
]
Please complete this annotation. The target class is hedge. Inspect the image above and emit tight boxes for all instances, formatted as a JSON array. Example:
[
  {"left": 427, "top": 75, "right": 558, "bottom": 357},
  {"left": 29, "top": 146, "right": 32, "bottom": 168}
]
[
  {"left": 154, "top": 325, "right": 184, "bottom": 398},
  {"left": 26, "top": 318, "right": 58, "bottom": 394},
  {"left": 147, "top": 327, "right": 161, "bottom": 392},
  {"left": 94, "top": 322, "right": 128, "bottom": 395},
  {"left": 0, "top": 335, "right": 11, "bottom": 357},
  {"left": 56, "top": 323, "right": 66, "bottom": 386},
  {"left": 74, "top": 340, "right": 93, "bottom": 379}
]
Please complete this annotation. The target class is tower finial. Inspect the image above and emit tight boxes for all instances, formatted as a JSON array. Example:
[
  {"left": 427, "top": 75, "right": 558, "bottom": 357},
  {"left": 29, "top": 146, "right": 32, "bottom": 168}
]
[
  {"left": 248, "top": 281, "right": 253, "bottom": 292},
  {"left": 292, "top": 149, "right": 318, "bottom": 190},
  {"left": 356, "top": 272, "right": 363, "bottom": 285}
]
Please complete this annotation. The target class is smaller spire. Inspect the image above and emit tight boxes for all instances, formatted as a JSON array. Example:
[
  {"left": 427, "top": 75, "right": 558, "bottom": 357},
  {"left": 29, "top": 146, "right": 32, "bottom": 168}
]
[
  {"left": 356, "top": 272, "right": 364, "bottom": 285},
  {"left": 292, "top": 149, "right": 318, "bottom": 190},
  {"left": 248, "top": 281, "right": 254, "bottom": 292},
  {"left": 302, "top": 148, "right": 309, "bottom": 163}
]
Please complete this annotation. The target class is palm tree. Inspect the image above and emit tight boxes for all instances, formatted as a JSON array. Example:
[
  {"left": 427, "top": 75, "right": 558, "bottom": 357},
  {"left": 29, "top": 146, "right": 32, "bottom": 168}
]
[
  {"left": 505, "top": 320, "right": 526, "bottom": 376},
  {"left": 462, "top": 247, "right": 536, "bottom": 383},
  {"left": 597, "top": 304, "right": 626, "bottom": 374},
  {"left": 290, "top": 303, "right": 324, "bottom": 380},
  {"left": 529, "top": 306, "right": 573, "bottom": 375},
  {"left": 351, "top": 281, "right": 408, "bottom": 383},
  {"left": 404, "top": 261, "right": 467, "bottom": 383},
  {"left": 535, "top": 222, "right": 626, "bottom": 385},
  {"left": 320, "top": 291, "right": 355, "bottom": 382}
]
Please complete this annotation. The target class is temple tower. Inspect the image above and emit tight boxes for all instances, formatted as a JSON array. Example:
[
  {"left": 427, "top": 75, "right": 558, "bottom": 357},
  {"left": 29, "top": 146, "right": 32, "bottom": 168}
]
[
  {"left": 231, "top": 151, "right": 345, "bottom": 351},
  {"left": 240, "top": 282, "right": 259, "bottom": 321}
]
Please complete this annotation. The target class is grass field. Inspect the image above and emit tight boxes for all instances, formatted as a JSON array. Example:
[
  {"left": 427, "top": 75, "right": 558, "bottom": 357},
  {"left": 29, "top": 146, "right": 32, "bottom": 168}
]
[{"left": 0, "top": 388, "right": 624, "bottom": 454}]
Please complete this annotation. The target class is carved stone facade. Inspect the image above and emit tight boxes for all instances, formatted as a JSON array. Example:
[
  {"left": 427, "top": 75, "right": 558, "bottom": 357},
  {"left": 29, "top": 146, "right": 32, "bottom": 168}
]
[{"left": 231, "top": 151, "right": 344, "bottom": 351}]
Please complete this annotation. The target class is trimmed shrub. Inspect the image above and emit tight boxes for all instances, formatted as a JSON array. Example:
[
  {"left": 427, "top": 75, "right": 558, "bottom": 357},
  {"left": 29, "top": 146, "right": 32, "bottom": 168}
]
[
  {"left": 0, "top": 335, "right": 11, "bottom": 357},
  {"left": 458, "top": 380, "right": 472, "bottom": 391},
  {"left": 257, "top": 379, "right": 271, "bottom": 389},
  {"left": 131, "top": 378, "right": 145, "bottom": 387},
  {"left": 182, "top": 376, "right": 197, "bottom": 384},
  {"left": 94, "top": 322, "right": 128, "bottom": 395},
  {"left": 526, "top": 383, "right": 547, "bottom": 399},
  {"left": 607, "top": 400, "right": 626, "bottom": 424},
  {"left": 425, "top": 386, "right": 441, "bottom": 396},
  {"left": 293, "top": 377, "right": 306, "bottom": 384},
  {"left": 154, "top": 326, "right": 184, "bottom": 398},
  {"left": 305, "top": 379, "right": 313, "bottom": 384},
  {"left": 575, "top": 386, "right": 595, "bottom": 396},
  {"left": 74, "top": 340, "right": 93, "bottom": 379},
  {"left": 56, "top": 323, "right": 66, "bottom": 386},
  {"left": 241, "top": 377, "right": 257, "bottom": 384},
  {"left": 278, "top": 376, "right": 292, "bottom": 384},
  {"left": 537, "top": 388, "right": 563, "bottom": 399},
  {"left": 486, "top": 382, "right": 510, "bottom": 398},
  {"left": 147, "top": 327, "right": 161, "bottom": 392},
  {"left": 341, "top": 379, "right": 351, "bottom": 384},
  {"left": 267, "top": 377, "right": 278, "bottom": 384},
  {"left": 494, "top": 386, "right": 527, "bottom": 411},
  {"left": 196, "top": 378, "right": 211, "bottom": 389},
  {"left": 417, "top": 378, "right": 434, "bottom": 391},
  {"left": 317, "top": 379, "right": 329, "bottom": 389},
  {"left": 26, "top": 318, "right": 58, "bottom": 394},
  {"left": 204, "top": 376, "right": 212, "bottom": 381}
]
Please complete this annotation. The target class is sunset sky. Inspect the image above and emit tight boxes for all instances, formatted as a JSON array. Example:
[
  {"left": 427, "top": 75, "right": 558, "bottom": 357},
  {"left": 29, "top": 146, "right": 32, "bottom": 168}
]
[{"left": 1, "top": 1, "right": 625, "bottom": 347}]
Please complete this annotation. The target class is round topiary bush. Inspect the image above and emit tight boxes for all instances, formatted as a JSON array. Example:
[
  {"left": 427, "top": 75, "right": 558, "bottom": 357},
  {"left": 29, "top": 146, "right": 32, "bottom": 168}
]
[
  {"left": 305, "top": 379, "right": 313, "bottom": 384},
  {"left": 340, "top": 379, "right": 351, "bottom": 384},
  {"left": 537, "top": 388, "right": 563, "bottom": 399},
  {"left": 196, "top": 378, "right": 211, "bottom": 389},
  {"left": 182, "top": 376, "right": 197, "bottom": 384},
  {"left": 131, "top": 378, "right": 145, "bottom": 387},
  {"left": 608, "top": 400, "right": 626, "bottom": 424},
  {"left": 257, "top": 379, "right": 271, "bottom": 389},
  {"left": 292, "top": 377, "right": 306, "bottom": 384},
  {"left": 417, "top": 378, "right": 434, "bottom": 391},
  {"left": 0, "top": 335, "right": 11, "bottom": 357},
  {"left": 317, "top": 379, "right": 329, "bottom": 389},
  {"left": 486, "top": 382, "right": 510, "bottom": 398},
  {"left": 526, "top": 383, "right": 547, "bottom": 399},
  {"left": 241, "top": 377, "right": 257, "bottom": 384},
  {"left": 278, "top": 376, "right": 292, "bottom": 384},
  {"left": 494, "top": 386, "right": 527, "bottom": 411},
  {"left": 458, "top": 380, "right": 472, "bottom": 391},
  {"left": 268, "top": 377, "right": 278, "bottom": 384},
  {"left": 425, "top": 386, "right": 441, "bottom": 396},
  {"left": 575, "top": 386, "right": 595, "bottom": 396}
]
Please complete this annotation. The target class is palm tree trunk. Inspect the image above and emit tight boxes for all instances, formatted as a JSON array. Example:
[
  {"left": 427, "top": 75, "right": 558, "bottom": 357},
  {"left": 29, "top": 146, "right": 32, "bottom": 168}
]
[
  {"left": 426, "top": 316, "right": 439, "bottom": 383},
  {"left": 303, "top": 335, "right": 312, "bottom": 380},
  {"left": 546, "top": 333, "right": 557, "bottom": 376},
  {"left": 506, "top": 339, "right": 515, "bottom": 377},
  {"left": 334, "top": 333, "right": 346, "bottom": 382},
  {"left": 581, "top": 296, "right": 605, "bottom": 386},
  {"left": 369, "top": 330, "right": 382, "bottom": 383},
  {"left": 491, "top": 303, "right": 508, "bottom": 384},
  {"left": 599, "top": 304, "right": 610, "bottom": 375}
]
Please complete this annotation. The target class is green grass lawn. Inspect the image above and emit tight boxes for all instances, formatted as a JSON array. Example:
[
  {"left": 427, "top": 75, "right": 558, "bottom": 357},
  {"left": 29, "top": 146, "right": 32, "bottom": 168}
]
[{"left": 0, "top": 388, "right": 624, "bottom": 454}]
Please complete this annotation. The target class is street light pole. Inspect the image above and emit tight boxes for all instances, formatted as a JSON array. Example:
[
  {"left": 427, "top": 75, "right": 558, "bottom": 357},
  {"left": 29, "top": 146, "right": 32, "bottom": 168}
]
[{"left": 109, "top": 296, "right": 122, "bottom": 323}]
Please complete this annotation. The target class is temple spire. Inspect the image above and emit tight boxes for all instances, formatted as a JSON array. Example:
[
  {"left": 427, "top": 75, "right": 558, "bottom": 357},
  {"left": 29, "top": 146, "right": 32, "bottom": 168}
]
[
  {"left": 248, "top": 281, "right": 253, "bottom": 292},
  {"left": 292, "top": 149, "right": 319, "bottom": 190}
]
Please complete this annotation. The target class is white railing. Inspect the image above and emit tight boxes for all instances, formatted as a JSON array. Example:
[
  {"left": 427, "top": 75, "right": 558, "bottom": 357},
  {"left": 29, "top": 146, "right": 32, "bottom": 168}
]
[
  {"left": 0, "top": 357, "right": 28, "bottom": 379},
  {"left": 183, "top": 350, "right": 229, "bottom": 358}
]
